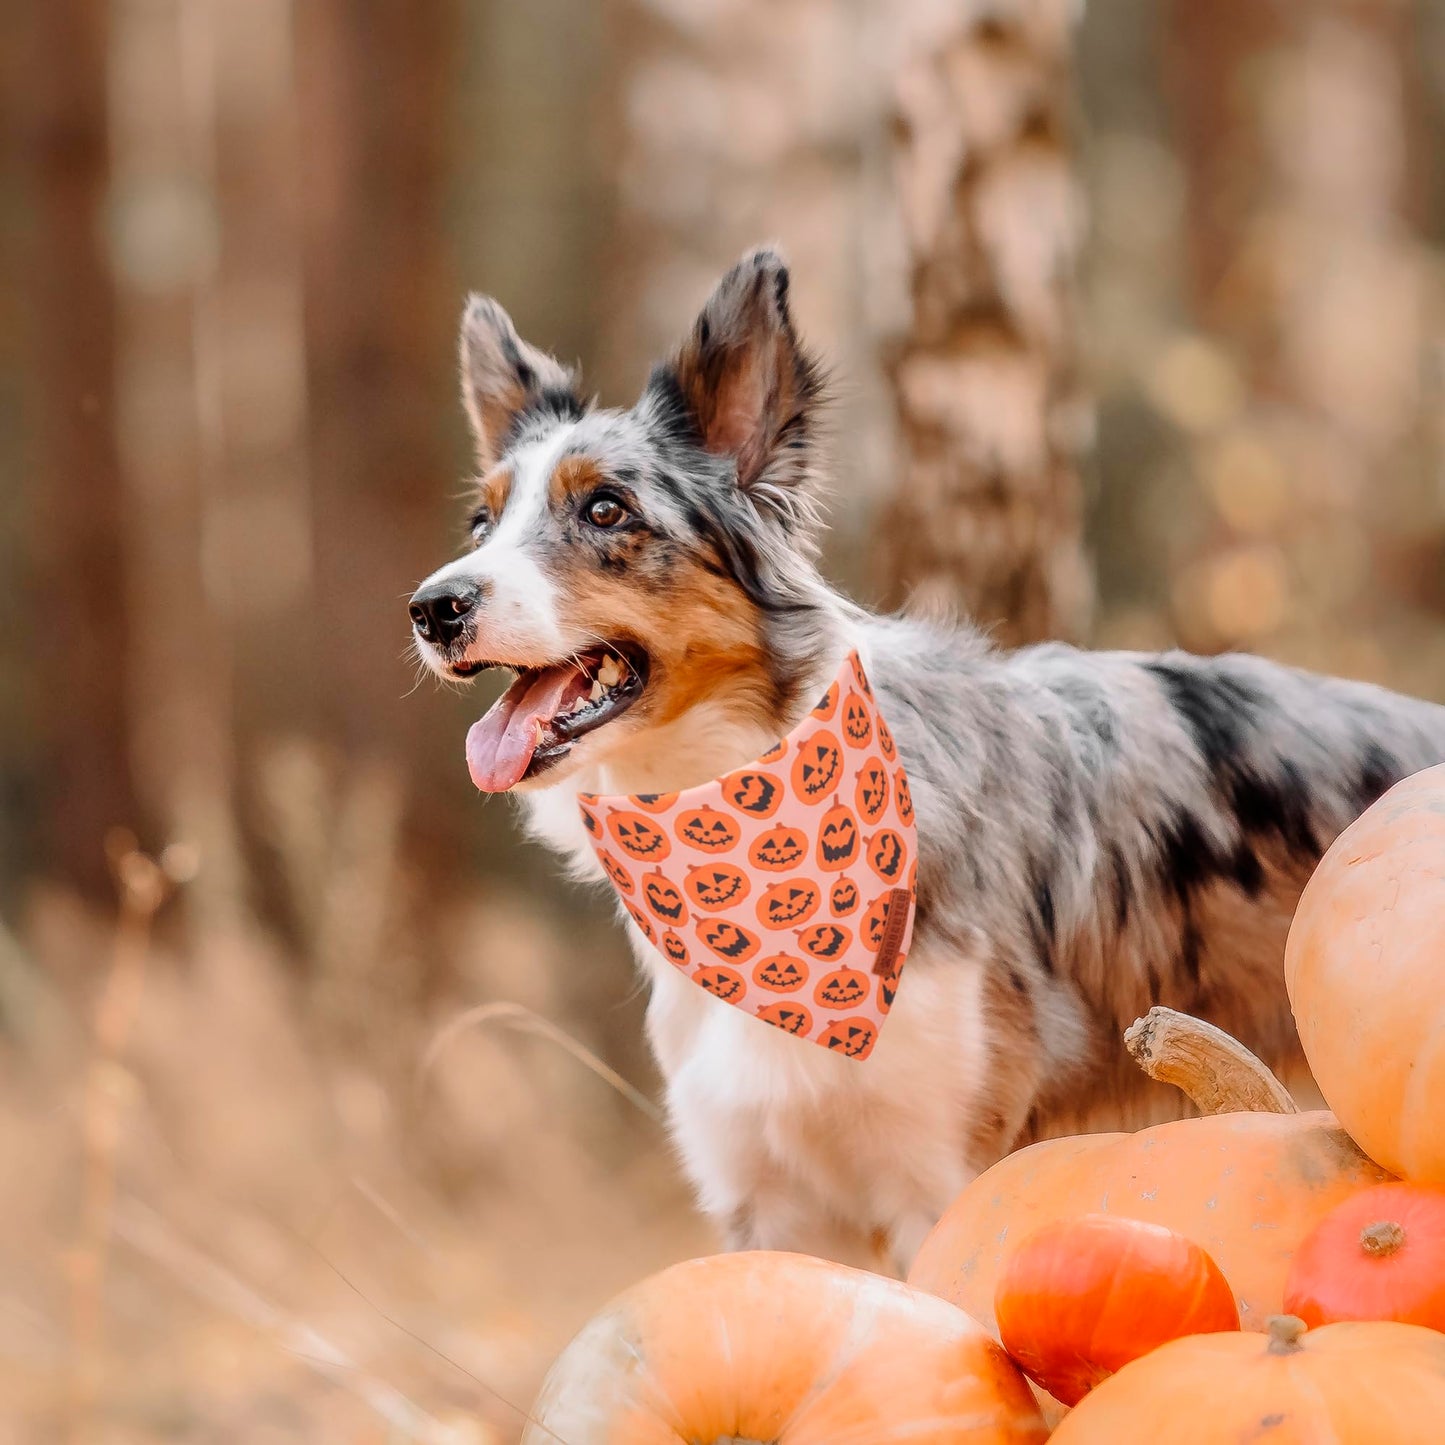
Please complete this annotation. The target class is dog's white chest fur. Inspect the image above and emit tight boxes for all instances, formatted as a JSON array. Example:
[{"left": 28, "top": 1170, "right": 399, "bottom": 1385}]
[{"left": 525, "top": 771, "right": 991, "bottom": 1271}]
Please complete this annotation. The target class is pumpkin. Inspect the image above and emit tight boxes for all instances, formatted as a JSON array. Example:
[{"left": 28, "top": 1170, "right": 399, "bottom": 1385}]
[
  {"left": 598, "top": 850, "right": 634, "bottom": 894},
  {"left": 811, "top": 680, "right": 838, "bottom": 720},
  {"left": 660, "top": 929, "right": 689, "bottom": 965},
  {"left": 675, "top": 804, "right": 740, "bottom": 852},
  {"left": 909, "top": 1011, "right": 1392, "bottom": 1347},
  {"left": 894, "top": 767, "right": 914, "bottom": 824},
  {"left": 758, "top": 737, "right": 788, "bottom": 763},
  {"left": 841, "top": 691, "right": 873, "bottom": 747},
  {"left": 876, "top": 713, "right": 897, "bottom": 761},
  {"left": 693, "top": 964, "right": 746, "bottom": 1003},
  {"left": 861, "top": 890, "right": 904, "bottom": 952},
  {"left": 756, "top": 880, "right": 822, "bottom": 930},
  {"left": 795, "top": 922, "right": 851, "bottom": 960},
  {"left": 697, "top": 918, "right": 760, "bottom": 963},
  {"left": 813, "top": 967, "right": 870, "bottom": 1010},
  {"left": 641, "top": 868, "right": 687, "bottom": 923},
  {"left": 816, "top": 797, "right": 860, "bottom": 871},
  {"left": 867, "top": 828, "right": 907, "bottom": 881},
  {"left": 1048, "top": 1315, "right": 1445, "bottom": 1445},
  {"left": 849, "top": 652, "right": 873, "bottom": 696},
  {"left": 753, "top": 953, "right": 809, "bottom": 993},
  {"left": 1284, "top": 1182, "right": 1445, "bottom": 1332},
  {"left": 624, "top": 902, "right": 656, "bottom": 944},
  {"left": 750, "top": 825, "right": 808, "bottom": 872},
  {"left": 758, "top": 1000, "right": 812, "bottom": 1036},
  {"left": 995, "top": 1215, "right": 1238, "bottom": 1407},
  {"left": 630, "top": 791, "right": 678, "bottom": 813},
  {"left": 829, "top": 876, "right": 860, "bottom": 916},
  {"left": 819, "top": 1017, "right": 877, "bottom": 1058},
  {"left": 855, "top": 760, "right": 890, "bottom": 823},
  {"left": 791, "top": 730, "right": 843, "bottom": 801},
  {"left": 722, "top": 768, "right": 783, "bottom": 819},
  {"left": 606, "top": 808, "right": 671, "bottom": 860},
  {"left": 685, "top": 863, "right": 750, "bottom": 911},
  {"left": 524, "top": 1252, "right": 1047, "bottom": 1445},
  {"left": 1285, "top": 764, "right": 1445, "bottom": 1185}
]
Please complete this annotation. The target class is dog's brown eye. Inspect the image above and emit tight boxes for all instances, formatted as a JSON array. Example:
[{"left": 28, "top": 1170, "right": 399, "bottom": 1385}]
[{"left": 585, "top": 494, "right": 627, "bottom": 528}]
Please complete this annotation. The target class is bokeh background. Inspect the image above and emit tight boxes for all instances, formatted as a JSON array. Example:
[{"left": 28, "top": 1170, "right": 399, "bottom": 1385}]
[{"left": 4, "top": 1, "right": 1445, "bottom": 1439}]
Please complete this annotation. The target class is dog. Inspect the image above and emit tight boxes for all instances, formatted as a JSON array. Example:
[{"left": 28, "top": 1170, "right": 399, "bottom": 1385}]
[{"left": 409, "top": 247, "right": 1445, "bottom": 1271}]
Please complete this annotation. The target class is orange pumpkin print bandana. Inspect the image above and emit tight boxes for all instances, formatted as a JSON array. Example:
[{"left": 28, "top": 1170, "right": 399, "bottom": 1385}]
[{"left": 580, "top": 651, "right": 917, "bottom": 1061}]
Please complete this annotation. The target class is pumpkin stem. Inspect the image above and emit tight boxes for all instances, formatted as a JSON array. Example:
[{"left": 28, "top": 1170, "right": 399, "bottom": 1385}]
[
  {"left": 1266, "top": 1316, "right": 1308, "bottom": 1355},
  {"left": 1123, "top": 1007, "right": 1299, "bottom": 1116},
  {"left": 1361, "top": 1220, "right": 1406, "bottom": 1258}
]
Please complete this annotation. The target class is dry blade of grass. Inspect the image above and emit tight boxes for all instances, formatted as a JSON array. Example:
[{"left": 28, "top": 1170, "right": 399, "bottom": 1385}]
[{"left": 417, "top": 1001, "right": 664, "bottom": 1127}]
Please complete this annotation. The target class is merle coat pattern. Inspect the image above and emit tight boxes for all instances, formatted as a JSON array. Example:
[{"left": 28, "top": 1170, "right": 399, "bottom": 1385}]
[{"left": 411, "top": 247, "right": 1445, "bottom": 1270}]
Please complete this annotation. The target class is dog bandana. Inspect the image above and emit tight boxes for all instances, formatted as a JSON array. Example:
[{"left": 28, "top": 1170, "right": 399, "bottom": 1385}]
[{"left": 579, "top": 650, "right": 917, "bottom": 1061}]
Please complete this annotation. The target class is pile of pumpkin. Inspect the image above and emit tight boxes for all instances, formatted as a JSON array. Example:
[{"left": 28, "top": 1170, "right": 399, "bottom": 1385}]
[{"left": 524, "top": 767, "right": 1445, "bottom": 1443}]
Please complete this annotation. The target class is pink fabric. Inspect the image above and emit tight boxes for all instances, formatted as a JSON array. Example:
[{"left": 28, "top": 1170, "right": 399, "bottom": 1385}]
[{"left": 580, "top": 651, "right": 917, "bottom": 1061}]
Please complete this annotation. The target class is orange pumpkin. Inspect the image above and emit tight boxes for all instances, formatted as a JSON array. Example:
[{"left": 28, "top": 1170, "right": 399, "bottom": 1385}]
[
  {"left": 758, "top": 1000, "right": 812, "bottom": 1036},
  {"left": 660, "top": 929, "right": 689, "bottom": 966},
  {"left": 598, "top": 850, "right": 634, "bottom": 894},
  {"left": 995, "top": 1215, "right": 1238, "bottom": 1407},
  {"left": 752, "top": 953, "right": 809, "bottom": 993},
  {"left": 630, "top": 791, "right": 678, "bottom": 814},
  {"left": 791, "top": 730, "right": 843, "bottom": 802},
  {"left": 606, "top": 808, "right": 671, "bottom": 860},
  {"left": 685, "top": 863, "right": 750, "bottom": 911},
  {"left": 818, "top": 1017, "right": 877, "bottom": 1058},
  {"left": 855, "top": 760, "right": 890, "bottom": 824},
  {"left": 909, "top": 1013, "right": 1392, "bottom": 1339},
  {"left": 816, "top": 797, "right": 860, "bottom": 871},
  {"left": 675, "top": 804, "right": 740, "bottom": 852},
  {"left": 696, "top": 918, "right": 760, "bottom": 963},
  {"left": 641, "top": 868, "right": 687, "bottom": 923},
  {"left": 525, "top": 1252, "right": 1047, "bottom": 1445},
  {"left": 722, "top": 768, "right": 783, "bottom": 819},
  {"left": 624, "top": 902, "right": 656, "bottom": 944},
  {"left": 894, "top": 767, "right": 914, "bottom": 824},
  {"left": 841, "top": 691, "right": 873, "bottom": 747},
  {"left": 811, "top": 680, "right": 838, "bottom": 720},
  {"left": 867, "top": 827, "right": 907, "bottom": 881},
  {"left": 876, "top": 713, "right": 897, "bottom": 761},
  {"left": 1047, "top": 1315, "right": 1445, "bottom": 1445},
  {"left": 812, "top": 967, "right": 870, "bottom": 1010},
  {"left": 1285, "top": 764, "right": 1445, "bottom": 1185},
  {"left": 1284, "top": 1182, "right": 1445, "bottom": 1332},
  {"left": 795, "top": 922, "right": 851, "bottom": 960},
  {"left": 756, "top": 880, "right": 821, "bottom": 930},
  {"left": 750, "top": 825, "right": 808, "bottom": 872},
  {"left": 829, "top": 876, "right": 860, "bottom": 916},
  {"left": 693, "top": 964, "right": 746, "bottom": 1003}
]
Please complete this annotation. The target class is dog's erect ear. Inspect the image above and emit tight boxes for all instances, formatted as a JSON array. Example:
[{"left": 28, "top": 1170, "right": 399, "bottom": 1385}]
[
  {"left": 459, "top": 295, "right": 578, "bottom": 469},
  {"left": 652, "top": 247, "right": 825, "bottom": 524}
]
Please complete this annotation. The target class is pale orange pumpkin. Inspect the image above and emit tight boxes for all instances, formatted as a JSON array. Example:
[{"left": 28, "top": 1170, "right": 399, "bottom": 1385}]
[
  {"left": 1048, "top": 1315, "right": 1445, "bottom": 1444},
  {"left": 524, "top": 1251, "right": 1047, "bottom": 1445},
  {"left": 1284, "top": 1182, "right": 1445, "bottom": 1331},
  {"left": 1285, "top": 764, "right": 1445, "bottom": 1185},
  {"left": 910, "top": 1013, "right": 1391, "bottom": 1340},
  {"left": 995, "top": 1215, "right": 1238, "bottom": 1406}
]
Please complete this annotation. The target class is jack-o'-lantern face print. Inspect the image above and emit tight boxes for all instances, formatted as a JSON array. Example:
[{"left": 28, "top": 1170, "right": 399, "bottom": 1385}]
[
  {"left": 625, "top": 902, "right": 656, "bottom": 944},
  {"left": 752, "top": 953, "right": 808, "bottom": 993},
  {"left": 876, "top": 714, "right": 897, "bottom": 762},
  {"left": 722, "top": 769, "right": 782, "bottom": 820},
  {"left": 821, "top": 1017, "right": 876, "bottom": 1058},
  {"left": 661, "top": 930, "right": 689, "bottom": 965},
  {"left": 796, "top": 922, "right": 852, "bottom": 960},
  {"left": 599, "top": 851, "right": 634, "bottom": 894},
  {"left": 579, "top": 799, "right": 602, "bottom": 838},
  {"left": 693, "top": 964, "right": 745, "bottom": 1002},
  {"left": 814, "top": 968, "right": 870, "bottom": 1010},
  {"left": 698, "top": 918, "right": 760, "bottom": 962},
  {"left": 849, "top": 653, "right": 873, "bottom": 696},
  {"left": 608, "top": 810, "right": 671, "bottom": 861},
  {"left": 632, "top": 792, "right": 678, "bottom": 814},
  {"left": 791, "top": 730, "right": 843, "bottom": 802},
  {"left": 758, "top": 738, "right": 788, "bottom": 763},
  {"left": 878, "top": 974, "right": 897, "bottom": 1010},
  {"left": 868, "top": 828, "right": 907, "bottom": 881},
  {"left": 893, "top": 769, "right": 914, "bottom": 825},
  {"left": 862, "top": 892, "right": 898, "bottom": 951},
  {"left": 758, "top": 1000, "right": 812, "bottom": 1036},
  {"left": 642, "top": 869, "right": 687, "bottom": 923},
  {"left": 830, "top": 877, "right": 860, "bottom": 916},
  {"left": 841, "top": 692, "right": 872, "bottom": 748},
  {"left": 756, "top": 880, "right": 821, "bottom": 930},
  {"left": 686, "top": 864, "right": 749, "bottom": 911},
  {"left": 750, "top": 826, "right": 807, "bottom": 872},
  {"left": 855, "top": 761, "right": 889, "bottom": 824},
  {"left": 811, "top": 680, "right": 838, "bottom": 720},
  {"left": 675, "top": 805, "right": 739, "bottom": 852},
  {"left": 817, "top": 798, "right": 860, "bottom": 872}
]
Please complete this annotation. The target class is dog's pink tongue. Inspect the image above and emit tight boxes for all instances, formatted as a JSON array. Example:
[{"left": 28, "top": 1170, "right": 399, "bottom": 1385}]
[{"left": 466, "top": 666, "right": 575, "bottom": 792}]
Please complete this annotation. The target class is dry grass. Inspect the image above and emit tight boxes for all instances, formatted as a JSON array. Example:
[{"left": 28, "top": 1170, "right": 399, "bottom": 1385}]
[{"left": 0, "top": 758, "right": 712, "bottom": 1443}]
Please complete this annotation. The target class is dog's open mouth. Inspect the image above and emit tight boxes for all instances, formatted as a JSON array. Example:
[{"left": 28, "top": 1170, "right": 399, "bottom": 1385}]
[{"left": 463, "top": 643, "right": 648, "bottom": 792}]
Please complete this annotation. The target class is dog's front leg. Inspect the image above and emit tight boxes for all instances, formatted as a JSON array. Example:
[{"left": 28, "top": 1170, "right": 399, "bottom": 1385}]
[{"left": 724, "top": 1187, "right": 879, "bottom": 1272}]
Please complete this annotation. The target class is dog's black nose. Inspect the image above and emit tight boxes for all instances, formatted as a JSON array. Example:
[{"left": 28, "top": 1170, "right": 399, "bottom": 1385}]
[{"left": 409, "top": 580, "right": 481, "bottom": 645}]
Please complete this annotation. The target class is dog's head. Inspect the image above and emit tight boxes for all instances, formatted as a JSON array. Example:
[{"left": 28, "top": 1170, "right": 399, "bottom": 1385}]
[{"left": 410, "top": 248, "right": 832, "bottom": 794}]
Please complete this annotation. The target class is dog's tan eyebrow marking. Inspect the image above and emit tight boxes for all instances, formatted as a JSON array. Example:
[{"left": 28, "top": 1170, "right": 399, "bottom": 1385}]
[
  {"left": 549, "top": 454, "right": 605, "bottom": 505},
  {"left": 475, "top": 466, "right": 512, "bottom": 519}
]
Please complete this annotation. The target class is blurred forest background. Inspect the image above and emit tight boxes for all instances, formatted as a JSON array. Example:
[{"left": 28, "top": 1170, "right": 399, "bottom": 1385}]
[{"left": 4, "top": 0, "right": 1445, "bottom": 1439}]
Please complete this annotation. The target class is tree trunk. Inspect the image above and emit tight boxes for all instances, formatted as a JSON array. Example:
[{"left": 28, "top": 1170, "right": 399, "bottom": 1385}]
[
  {"left": 16, "top": 0, "right": 142, "bottom": 896},
  {"left": 881, "top": 1, "right": 1092, "bottom": 646},
  {"left": 1163, "top": 1, "right": 1443, "bottom": 697}
]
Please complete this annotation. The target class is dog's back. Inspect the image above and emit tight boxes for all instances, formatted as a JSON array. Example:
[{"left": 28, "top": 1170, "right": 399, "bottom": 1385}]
[{"left": 871, "top": 611, "right": 1445, "bottom": 1147}]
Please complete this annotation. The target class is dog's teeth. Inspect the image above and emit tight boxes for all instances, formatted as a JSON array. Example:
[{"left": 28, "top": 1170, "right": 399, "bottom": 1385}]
[
  {"left": 590, "top": 679, "right": 605, "bottom": 702},
  {"left": 535, "top": 720, "right": 546, "bottom": 744},
  {"left": 598, "top": 655, "right": 622, "bottom": 688}
]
